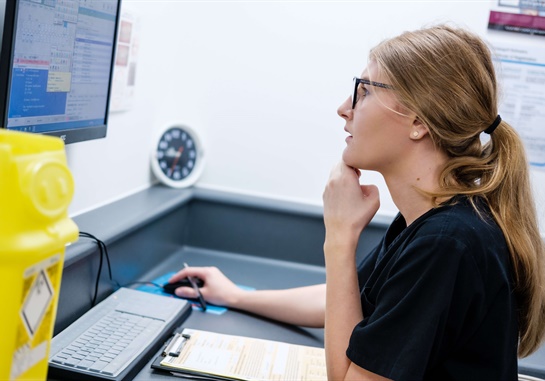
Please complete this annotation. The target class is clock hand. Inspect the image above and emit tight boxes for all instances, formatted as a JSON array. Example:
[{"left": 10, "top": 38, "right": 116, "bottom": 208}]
[{"left": 169, "top": 146, "right": 184, "bottom": 175}]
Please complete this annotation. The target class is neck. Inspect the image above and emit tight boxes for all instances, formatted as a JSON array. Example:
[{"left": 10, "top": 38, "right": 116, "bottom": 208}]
[
  {"left": 383, "top": 143, "right": 448, "bottom": 226},
  {"left": 387, "top": 180, "right": 436, "bottom": 226}
]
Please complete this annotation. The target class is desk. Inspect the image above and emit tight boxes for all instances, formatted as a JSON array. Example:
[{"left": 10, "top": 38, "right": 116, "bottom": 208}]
[
  {"left": 132, "top": 247, "right": 326, "bottom": 380},
  {"left": 55, "top": 186, "right": 545, "bottom": 380},
  {"left": 130, "top": 246, "right": 545, "bottom": 380}
]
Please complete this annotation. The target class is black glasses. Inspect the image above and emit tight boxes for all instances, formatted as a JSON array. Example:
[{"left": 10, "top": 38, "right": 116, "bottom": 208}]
[{"left": 352, "top": 77, "right": 394, "bottom": 109}]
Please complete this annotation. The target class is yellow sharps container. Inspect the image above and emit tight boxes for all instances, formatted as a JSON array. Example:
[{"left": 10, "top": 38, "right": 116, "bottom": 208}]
[{"left": 0, "top": 129, "right": 79, "bottom": 381}]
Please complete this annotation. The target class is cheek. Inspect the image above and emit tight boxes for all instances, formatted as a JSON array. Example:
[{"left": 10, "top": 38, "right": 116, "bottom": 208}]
[{"left": 342, "top": 109, "right": 407, "bottom": 168}]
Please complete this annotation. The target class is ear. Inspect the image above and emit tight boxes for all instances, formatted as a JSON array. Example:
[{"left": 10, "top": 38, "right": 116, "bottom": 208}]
[{"left": 409, "top": 117, "right": 429, "bottom": 140}]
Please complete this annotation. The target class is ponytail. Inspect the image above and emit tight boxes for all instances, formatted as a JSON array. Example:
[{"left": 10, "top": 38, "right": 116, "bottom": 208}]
[{"left": 483, "top": 121, "right": 545, "bottom": 357}]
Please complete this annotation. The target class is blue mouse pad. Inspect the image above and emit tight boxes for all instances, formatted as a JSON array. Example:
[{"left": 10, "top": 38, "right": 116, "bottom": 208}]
[{"left": 136, "top": 272, "right": 254, "bottom": 315}]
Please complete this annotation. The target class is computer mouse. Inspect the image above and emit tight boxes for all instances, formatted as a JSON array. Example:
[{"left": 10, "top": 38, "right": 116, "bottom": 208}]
[{"left": 162, "top": 278, "right": 204, "bottom": 294}]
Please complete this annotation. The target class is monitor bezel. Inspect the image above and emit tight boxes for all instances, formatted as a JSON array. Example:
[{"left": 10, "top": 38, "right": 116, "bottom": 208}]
[{"left": 0, "top": 0, "right": 121, "bottom": 145}]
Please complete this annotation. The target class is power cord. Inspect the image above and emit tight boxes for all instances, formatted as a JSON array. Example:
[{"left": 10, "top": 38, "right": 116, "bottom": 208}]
[
  {"left": 78, "top": 232, "right": 120, "bottom": 306},
  {"left": 78, "top": 232, "right": 164, "bottom": 306}
]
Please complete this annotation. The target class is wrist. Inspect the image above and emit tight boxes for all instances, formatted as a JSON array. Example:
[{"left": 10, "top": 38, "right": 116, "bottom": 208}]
[
  {"left": 324, "top": 231, "right": 359, "bottom": 253},
  {"left": 225, "top": 287, "right": 249, "bottom": 309},
  {"left": 323, "top": 241, "right": 358, "bottom": 268}
]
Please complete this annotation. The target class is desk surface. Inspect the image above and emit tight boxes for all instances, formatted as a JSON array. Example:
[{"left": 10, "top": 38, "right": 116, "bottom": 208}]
[
  {"left": 131, "top": 247, "right": 545, "bottom": 380},
  {"left": 133, "top": 247, "right": 326, "bottom": 381}
]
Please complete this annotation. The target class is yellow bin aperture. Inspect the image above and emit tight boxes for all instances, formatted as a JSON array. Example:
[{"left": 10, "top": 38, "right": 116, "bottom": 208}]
[{"left": 0, "top": 130, "right": 79, "bottom": 381}]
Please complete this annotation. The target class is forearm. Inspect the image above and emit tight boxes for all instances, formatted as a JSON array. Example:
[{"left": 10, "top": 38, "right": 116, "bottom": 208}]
[
  {"left": 228, "top": 284, "right": 326, "bottom": 327},
  {"left": 170, "top": 266, "right": 325, "bottom": 327},
  {"left": 324, "top": 240, "right": 364, "bottom": 381}
]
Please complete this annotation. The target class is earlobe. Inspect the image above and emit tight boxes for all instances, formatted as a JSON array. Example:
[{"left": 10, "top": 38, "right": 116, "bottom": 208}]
[{"left": 410, "top": 117, "right": 428, "bottom": 140}]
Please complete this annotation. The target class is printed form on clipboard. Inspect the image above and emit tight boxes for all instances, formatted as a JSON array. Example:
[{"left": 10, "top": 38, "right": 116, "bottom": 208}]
[{"left": 151, "top": 328, "right": 327, "bottom": 381}]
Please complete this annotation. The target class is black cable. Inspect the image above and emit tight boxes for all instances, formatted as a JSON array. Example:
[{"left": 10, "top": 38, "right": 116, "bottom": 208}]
[
  {"left": 78, "top": 232, "right": 120, "bottom": 306},
  {"left": 79, "top": 232, "right": 103, "bottom": 306},
  {"left": 78, "top": 233, "right": 166, "bottom": 306},
  {"left": 80, "top": 232, "right": 116, "bottom": 284},
  {"left": 122, "top": 281, "right": 164, "bottom": 289}
]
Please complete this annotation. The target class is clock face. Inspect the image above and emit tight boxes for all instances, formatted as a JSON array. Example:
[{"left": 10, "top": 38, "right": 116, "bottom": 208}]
[{"left": 151, "top": 125, "right": 204, "bottom": 188}]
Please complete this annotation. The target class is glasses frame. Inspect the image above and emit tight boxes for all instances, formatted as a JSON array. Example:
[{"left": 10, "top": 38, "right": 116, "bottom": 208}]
[{"left": 352, "top": 77, "right": 394, "bottom": 109}]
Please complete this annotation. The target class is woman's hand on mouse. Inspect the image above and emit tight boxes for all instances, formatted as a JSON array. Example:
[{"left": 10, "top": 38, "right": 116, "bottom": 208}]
[{"left": 169, "top": 266, "right": 245, "bottom": 307}]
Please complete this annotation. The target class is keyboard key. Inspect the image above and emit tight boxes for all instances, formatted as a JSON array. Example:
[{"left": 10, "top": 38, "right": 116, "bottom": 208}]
[
  {"left": 63, "top": 358, "right": 80, "bottom": 367},
  {"left": 76, "top": 359, "right": 95, "bottom": 369},
  {"left": 89, "top": 360, "right": 109, "bottom": 372},
  {"left": 51, "top": 357, "right": 65, "bottom": 364}
]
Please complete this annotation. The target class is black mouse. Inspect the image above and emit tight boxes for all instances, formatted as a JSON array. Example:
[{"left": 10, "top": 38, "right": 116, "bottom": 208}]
[{"left": 162, "top": 278, "right": 204, "bottom": 294}]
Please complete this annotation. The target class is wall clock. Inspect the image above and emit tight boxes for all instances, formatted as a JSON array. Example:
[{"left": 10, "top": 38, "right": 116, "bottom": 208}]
[{"left": 150, "top": 124, "right": 205, "bottom": 188}]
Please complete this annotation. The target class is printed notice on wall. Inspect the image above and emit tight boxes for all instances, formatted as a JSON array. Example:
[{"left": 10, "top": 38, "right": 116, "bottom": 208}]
[
  {"left": 110, "top": 9, "right": 141, "bottom": 112},
  {"left": 492, "top": 41, "right": 545, "bottom": 170},
  {"left": 488, "top": 0, "right": 545, "bottom": 36}
]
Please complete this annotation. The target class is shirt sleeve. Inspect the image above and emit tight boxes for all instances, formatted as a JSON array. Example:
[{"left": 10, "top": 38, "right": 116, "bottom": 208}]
[{"left": 346, "top": 233, "right": 484, "bottom": 380}]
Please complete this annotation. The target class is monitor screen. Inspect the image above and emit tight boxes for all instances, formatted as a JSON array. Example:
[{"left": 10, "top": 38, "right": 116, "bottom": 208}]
[{"left": 0, "top": 0, "right": 121, "bottom": 144}]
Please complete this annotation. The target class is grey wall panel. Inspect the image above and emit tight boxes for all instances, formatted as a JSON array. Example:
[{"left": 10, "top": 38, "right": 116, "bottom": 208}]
[{"left": 186, "top": 200, "right": 384, "bottom": 266}]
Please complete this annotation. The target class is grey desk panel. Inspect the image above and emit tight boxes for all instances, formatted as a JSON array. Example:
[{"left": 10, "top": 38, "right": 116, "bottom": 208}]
[{"left": 133, "top": 247, "right": 326, "bottom": 380}]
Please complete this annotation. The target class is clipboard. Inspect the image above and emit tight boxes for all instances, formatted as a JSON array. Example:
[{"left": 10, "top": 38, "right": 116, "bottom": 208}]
[{"left": 151, "top": 328, "right": 327, "bottom": 381}]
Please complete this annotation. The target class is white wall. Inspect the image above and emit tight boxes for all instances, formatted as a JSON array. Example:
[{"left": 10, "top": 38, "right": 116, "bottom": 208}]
[{"left": 66, "top": 0, "right": 545, "bottom": 233}]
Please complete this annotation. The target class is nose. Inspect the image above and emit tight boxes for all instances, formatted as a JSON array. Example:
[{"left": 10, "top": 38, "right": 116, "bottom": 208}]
[{"left": 337, "top": 96, "right": 352, "bottom": 121}]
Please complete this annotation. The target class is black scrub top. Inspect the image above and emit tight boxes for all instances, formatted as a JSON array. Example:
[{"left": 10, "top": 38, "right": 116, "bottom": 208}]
[{"left": 347, "top": 196, "right": 518, "bottom": 380}]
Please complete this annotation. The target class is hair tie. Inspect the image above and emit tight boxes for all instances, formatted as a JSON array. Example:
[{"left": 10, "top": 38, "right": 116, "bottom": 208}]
[{"left": 484, "top": 115, "right": 501, "bottom": 134}]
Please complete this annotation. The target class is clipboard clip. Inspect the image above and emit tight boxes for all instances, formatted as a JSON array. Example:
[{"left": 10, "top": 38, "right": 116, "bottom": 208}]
[{"left": 163, "top": 332, "right": 191, "bottom": 357}]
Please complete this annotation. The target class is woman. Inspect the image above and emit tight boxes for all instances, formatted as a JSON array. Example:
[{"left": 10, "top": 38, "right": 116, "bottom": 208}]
[{"left": 169, "top": 25, "right": 545, "bottom": 380}]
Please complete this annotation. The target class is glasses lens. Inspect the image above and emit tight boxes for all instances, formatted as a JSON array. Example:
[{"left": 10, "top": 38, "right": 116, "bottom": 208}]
[{"left": 352, "top": 78, "right": 359, "bottom": 109}]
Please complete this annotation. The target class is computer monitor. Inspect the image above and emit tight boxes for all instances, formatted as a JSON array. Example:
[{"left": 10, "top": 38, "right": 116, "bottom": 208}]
[{"left": 0, "top": 0, "right": 121, "bottom": 144}]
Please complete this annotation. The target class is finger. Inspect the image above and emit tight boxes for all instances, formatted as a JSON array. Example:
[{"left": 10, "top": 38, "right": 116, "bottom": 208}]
[
  {"left": 174, "top": 286, "right": 200, "bottom": 299},
  {"left": 183, "top": 267, "right": 212, "bottom": 282},
  {"left": 338, "top": 161, "right": 361, "bottom": 179},
  {"left": 169, "top": 266, "right": 207, "bottom": 283},
  {"left": 168, "top": 269, "right": 189, "bottom": 283},
  {"left": 328, "top": 162, "right": 350, "bottom": 183},
  {"left": 360, "top": 184, "right": 379, "bottom": 198}
]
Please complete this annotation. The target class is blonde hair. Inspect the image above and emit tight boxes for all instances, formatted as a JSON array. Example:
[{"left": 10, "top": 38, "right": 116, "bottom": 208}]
[{"left": 370, "top": 24, "right": 545, "bottom": 357}]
